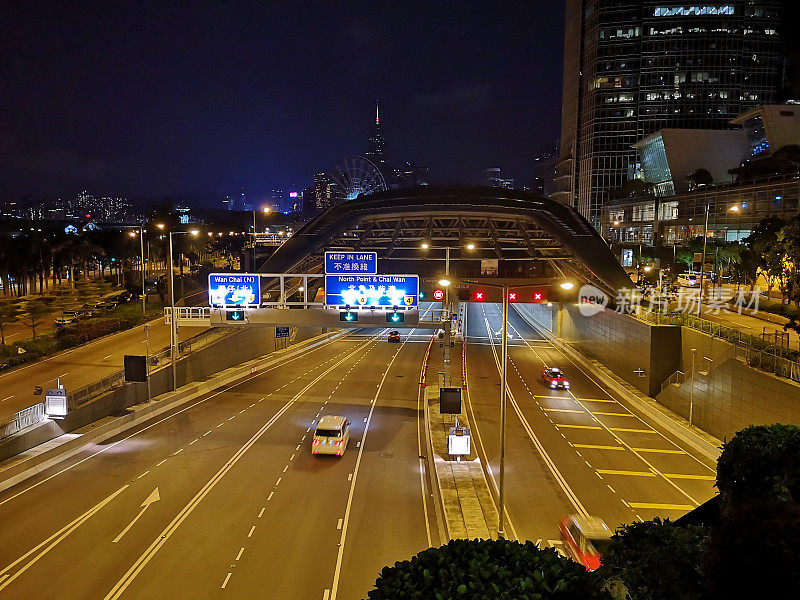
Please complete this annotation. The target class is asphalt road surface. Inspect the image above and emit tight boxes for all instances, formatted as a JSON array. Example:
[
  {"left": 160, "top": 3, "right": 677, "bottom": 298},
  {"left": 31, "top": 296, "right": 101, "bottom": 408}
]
[
  {"left": 0, "top": 324, "right": 440, "bottom": 600},
  {"left": 463, "top": 302, "right": 717, "bottom": 550}
]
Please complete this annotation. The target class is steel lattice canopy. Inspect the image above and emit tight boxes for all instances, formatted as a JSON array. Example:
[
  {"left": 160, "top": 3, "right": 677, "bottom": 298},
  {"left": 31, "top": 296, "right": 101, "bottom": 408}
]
[{"left": 260, "top": 186, "right": 632, "bottom": 296}]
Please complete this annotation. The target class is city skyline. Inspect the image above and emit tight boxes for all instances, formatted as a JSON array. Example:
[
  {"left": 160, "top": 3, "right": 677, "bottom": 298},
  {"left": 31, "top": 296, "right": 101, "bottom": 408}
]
[{"left": 0, "top": 2, "right": 564, "bottom": 205}]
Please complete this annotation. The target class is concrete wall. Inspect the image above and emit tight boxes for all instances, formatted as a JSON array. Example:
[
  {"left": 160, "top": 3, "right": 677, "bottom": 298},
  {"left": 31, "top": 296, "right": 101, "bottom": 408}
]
[
  {"left": 657, "top": 328, "right": 800, "bottom": 441},
  {"left": 0, "top": 325, "right": 321, "bottom": 461},
  {"left": 558, "top": 305, "right": 681, "bottom": 396}
]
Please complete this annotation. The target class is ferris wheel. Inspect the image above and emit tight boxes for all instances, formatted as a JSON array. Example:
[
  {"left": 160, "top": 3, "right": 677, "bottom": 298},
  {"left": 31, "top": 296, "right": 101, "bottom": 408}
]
[{"left": 329, "top": 156, "right": 387, "bottom": 201}]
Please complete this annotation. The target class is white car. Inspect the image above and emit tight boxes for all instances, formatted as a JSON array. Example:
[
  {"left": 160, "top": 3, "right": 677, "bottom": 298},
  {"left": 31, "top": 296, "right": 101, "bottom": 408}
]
[{"left": 312, "top": 415, "right": 351, "bottom": 456}]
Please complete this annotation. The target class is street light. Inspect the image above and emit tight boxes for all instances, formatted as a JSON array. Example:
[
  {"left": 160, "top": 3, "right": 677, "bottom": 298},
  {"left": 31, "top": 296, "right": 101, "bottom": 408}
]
[
  {"left": 697, "top": 199, "right": 711, "bottom": 316},
  {"left": 420, "top": 242, "right": 476, "bottom": 315},
  {"left": 559, "top": 281, "right": 575, "bottom": 290},
  {"left": 129, "top": 225, "right": 147, "bottom": 316},
  {"left": 438, "top": 278, "right": 451, "bottom": 287},
  {"left": 167, "top": 229, "right": 199, "bottom": 391}
]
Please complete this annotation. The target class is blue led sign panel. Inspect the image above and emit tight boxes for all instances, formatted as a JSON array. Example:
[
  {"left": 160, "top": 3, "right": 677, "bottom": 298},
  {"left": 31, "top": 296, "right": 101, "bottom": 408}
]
[
  {"left": 208, "top": 273, "right": 260, "bottom": 308},
  {"left": 325, "top": 275, "right": 418, "bottom": 308}
]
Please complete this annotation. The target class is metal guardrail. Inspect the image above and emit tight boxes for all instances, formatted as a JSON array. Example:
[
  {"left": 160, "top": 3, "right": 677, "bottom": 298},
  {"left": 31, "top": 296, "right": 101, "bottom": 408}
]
[
  {"left": 0, "top": 403, "right": 45, "bottom": 440},
  {"left": 0, "top": 327, "right": 232, "bottom": 440}
]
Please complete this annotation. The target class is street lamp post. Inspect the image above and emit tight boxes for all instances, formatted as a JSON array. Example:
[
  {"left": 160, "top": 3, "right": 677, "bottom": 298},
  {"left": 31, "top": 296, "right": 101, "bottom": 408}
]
[
  {"left": 498, "top": 282, "right": 508, "bottom": 537},
  {"left": 697, "top": 199, "right": 711, "bottom": 317},
  {"left": 167, "top": 229, "right": 199, "bottom": 391}
]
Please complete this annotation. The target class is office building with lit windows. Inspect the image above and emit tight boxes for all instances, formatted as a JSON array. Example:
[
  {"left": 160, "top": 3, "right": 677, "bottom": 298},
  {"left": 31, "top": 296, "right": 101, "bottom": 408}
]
[{"left": 553, "top": 1, "right": 783, "bottom": 229}]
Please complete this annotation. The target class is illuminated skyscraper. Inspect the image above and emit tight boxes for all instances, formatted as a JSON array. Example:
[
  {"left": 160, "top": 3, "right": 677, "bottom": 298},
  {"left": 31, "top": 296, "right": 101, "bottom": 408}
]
[
  {"left": 365, "top": 101, "right": 388, "bottom": 173},
  {"left": 553, "top": 1, "right": 784, "bottom": 228}
]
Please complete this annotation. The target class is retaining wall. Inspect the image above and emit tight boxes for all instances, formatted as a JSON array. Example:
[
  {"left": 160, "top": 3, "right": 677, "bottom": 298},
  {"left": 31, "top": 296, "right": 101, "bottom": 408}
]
[{"left": 657, "top": 328, "right": 800, "bottom": 441}]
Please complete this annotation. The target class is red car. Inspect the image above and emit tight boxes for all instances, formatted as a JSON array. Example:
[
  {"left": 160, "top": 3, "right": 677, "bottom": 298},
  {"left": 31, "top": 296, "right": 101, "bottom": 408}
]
[
  {"left": 542, "top": 367, "right": 570, "bottom": 390},
  {"left": 388, "top": 330, "right": 401, "bottom": 343},
  {"left": 559, "top": 515, "right": 613, "bottom": 572}
]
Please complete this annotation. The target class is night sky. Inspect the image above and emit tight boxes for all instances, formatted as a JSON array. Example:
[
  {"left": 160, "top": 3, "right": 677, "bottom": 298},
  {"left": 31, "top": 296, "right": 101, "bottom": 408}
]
[{"left": 1, "top": 1, "right": 564, "bottom": 207}]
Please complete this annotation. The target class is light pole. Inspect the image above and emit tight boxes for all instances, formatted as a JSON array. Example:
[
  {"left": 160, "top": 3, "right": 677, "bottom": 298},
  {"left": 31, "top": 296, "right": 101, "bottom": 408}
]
[
  {"left": 145, "top": 323, "right": 152, "bottom": 402},
  {"left": 130, "top": 225, "right": 147, "bottom": 317},
  {"left": 421, "top": 241, "right": 475, "bottom": 317},
  {"left": 252, "top": 206, "right": 270, "bottom": 272},
  {"left": 697, "top": 199, "right": 710, "bottom": 316},
  {"left": 689, "top": 347, "right": 697, "bottom": 426},
  {"left": 168, "top": 228, "right": 199, "bottom": 391}
]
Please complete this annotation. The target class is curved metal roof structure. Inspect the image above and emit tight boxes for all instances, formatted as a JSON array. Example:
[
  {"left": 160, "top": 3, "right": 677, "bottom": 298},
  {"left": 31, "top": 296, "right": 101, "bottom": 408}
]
[{"left": 260, "top": 186, "right": 632, "bottom": 295}]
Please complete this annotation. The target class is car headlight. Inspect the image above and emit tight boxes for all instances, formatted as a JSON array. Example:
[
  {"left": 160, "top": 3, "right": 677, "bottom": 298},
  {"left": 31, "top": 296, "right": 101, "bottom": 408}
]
[
  {"left": 564, "top": 382, "right": 570, "bottom": 388},
  {"left": 551, "top": 382, "right": 557, "bottom": 388}
]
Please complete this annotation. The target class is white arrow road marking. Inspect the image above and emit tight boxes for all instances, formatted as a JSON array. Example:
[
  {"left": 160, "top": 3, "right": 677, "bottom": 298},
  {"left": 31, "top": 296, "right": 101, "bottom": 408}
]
[{"left": 113, "top": 488, "right": 161, "bottom": 543}]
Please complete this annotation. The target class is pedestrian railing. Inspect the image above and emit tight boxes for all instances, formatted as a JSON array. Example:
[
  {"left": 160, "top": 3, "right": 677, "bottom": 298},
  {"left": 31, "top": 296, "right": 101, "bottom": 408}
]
[{"left": 0, "top": 403, "right": 45, "bottom": 440}]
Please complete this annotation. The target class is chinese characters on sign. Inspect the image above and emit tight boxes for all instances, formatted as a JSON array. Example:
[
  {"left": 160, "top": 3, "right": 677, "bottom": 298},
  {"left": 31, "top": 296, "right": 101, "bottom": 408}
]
[
  {"left": 208, "top": 274, "right": 260, "bottom": 307},
  {"left": 608, "top": 287, "right": 761, "bottom": 316},
  {"left": 324, "top": 252, "right": 377, "bottom": 275},
  {"left": 324, "top": 274, "right": 419, "bottom": 307}
]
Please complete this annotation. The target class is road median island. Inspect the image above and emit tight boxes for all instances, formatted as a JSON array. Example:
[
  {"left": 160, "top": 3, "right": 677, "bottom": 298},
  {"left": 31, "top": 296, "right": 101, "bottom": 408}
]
[
  {"left": 423, "top": 335, "right": 498, "bottom": 540},
  {"left": 0, "top": 327, "right": 346, "bottom": 494}
]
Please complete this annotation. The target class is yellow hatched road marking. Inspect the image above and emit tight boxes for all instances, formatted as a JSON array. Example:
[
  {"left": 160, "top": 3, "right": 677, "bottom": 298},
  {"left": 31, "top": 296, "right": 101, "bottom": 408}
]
[
  {"left": 578, "top": 398, "right": 617, "bottom": 403},
  {"left": 633, "top": 447, "right": 686, "bottom": 455},
  {"left": 573, "top": 444, "right": 625, "bottom": 451},
  {"left": 555, "top": 424, "right": 602, "bottom": 430},
  {"left": 597, "top": 469, "right": 655, "bottom": 477},
  {"left": 594, "top": 412, "right": 634, "bottom": 417},
  {"left": 543, "top": 408, "right": 585, "bottom": 414},
  {"left": 628, "top": 502, "right": 694, "bottom": 510},
  {"left": 610, "top": 427, "right": 657, "bottom": 434},
  {"left": 665, "top": 473, "right": 716, "bottom": 481}
]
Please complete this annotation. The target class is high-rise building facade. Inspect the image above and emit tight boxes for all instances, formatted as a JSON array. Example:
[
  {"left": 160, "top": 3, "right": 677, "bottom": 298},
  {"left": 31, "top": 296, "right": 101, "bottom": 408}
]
[
  {"left": 482, "top": 167, "right": 515, "bottom": 189},
  {"left": 554, "top": 1, "right": 783, "bottom": 228},
  {"left": 365, "top": 101, "right": 388, "bottom": 173}
]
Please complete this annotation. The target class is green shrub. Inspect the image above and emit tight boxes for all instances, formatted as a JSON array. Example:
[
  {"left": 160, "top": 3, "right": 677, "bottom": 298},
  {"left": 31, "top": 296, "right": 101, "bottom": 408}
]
[
  {"left": 716, "top": 424, "right": 800, "bottom": 511},
  {"left": 54, "top": 318, "right": 136, "bottom": 348},
  {"left": 597, "top": 518, "right": 707, "bottom": 600},
  {"left": 703, "top": 499, "right": 800, "bottom": 598},
  {"left": 366, "top": 538, "right": 610, "bottom": 600}
]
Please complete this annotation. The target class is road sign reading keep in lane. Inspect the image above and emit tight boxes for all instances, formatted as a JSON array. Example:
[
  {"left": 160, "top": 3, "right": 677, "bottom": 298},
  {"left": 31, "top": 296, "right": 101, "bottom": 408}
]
[{"left": 324, "top": 252, "right": 377, "bottom": 275}]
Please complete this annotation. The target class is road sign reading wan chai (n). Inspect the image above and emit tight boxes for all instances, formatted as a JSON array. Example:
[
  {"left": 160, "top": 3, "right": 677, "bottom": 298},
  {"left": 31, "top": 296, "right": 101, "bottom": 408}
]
[{"left": 325, "top": 274, "right": 419, "bottom": 308}]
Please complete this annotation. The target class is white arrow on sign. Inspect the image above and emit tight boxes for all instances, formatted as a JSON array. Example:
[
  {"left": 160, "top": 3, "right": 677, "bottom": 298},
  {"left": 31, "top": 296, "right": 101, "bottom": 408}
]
[{"left": 112, "top": 487, "right": 160, "bottom": 543}]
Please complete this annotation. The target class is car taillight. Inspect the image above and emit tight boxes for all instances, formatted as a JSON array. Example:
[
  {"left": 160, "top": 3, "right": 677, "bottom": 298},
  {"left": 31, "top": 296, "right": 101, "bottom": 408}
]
[
  {"left": 312, "top": 439, "right": 321, "bottom": 445},
  {"left": 335, "top": 440, "right": 342, "bottom": 446}
]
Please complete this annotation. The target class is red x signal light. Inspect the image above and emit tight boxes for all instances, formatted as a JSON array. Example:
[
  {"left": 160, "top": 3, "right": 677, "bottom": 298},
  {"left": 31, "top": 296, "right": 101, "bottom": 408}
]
[
  {"left": 474, "top": 291, "right": 484, "bottom": 301},
  {"left": 508, "top": 292, "right": 517, "bottom": 301}
]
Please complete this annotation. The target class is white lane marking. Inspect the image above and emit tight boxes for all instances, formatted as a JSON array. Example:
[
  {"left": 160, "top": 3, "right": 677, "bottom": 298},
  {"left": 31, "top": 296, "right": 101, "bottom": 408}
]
[
  {"left": 137, "top": 471, "right": 149, "bottom": 479},
  {"left": 0, "top": 485, "right": 128, "bottom": 591},
  {"left": 290, "top": 454, "right": 295, "bottom": 461},
  {"left": 221, "top": 573, "right": 232, "bottom": 589},
  {"left": 99, "top": 338, "right": 379, "bottom": 600},
  {"left": 203, "top": 431, "right": 211, "bottom": 436},
  {"left": 112, "top": 487, "right": 160, "bottom": 543},
  {"left": 235, "top": 547, "right": 244, "bottom": 561},
  {"left": 275, "top": 477, "right": 282, "bottom": 486},
  {"left": 347, "top": 473, "right": 352, "bottom": 481},
  {"left": 295, "top": 444, "right": 301, "bottom": 451},
  {"left": 247, "top": 526, "right": 255, "bottom": 538},
  {"left": 188, "top": 439, "right": 198, "bottom": 446},
  {"left": 0, "top": 321, "right": 358, "bottom": 509},
  {"left": 337, "top": 519, "right": 343, "bottom": 530},
  {"left": 173, "top": 448, "right": 183, "bottom": 456},
  {"left": 258, "top": 508, "right": 265, "bottom": 518},
  {"left": 1, "top": 396, "right": 13, "bottom": 402},
  {"left": 217, "top": 423, "right": 224, "bottom": 428},
  {"left": 267, "top": 492, "right": 274, "bottom": 501},
  {"left": 328, "top": 337, "right": 404, "bottom": 600},
  {"left": 228, "top": 416, "right": 235, "bottom": 421},
  {"left": 156, "top": 459, "right": 167, "bottom": 467},
  {"left": 282, "top": 465, "right": 288, "bottom": 473},
  {"left": 323, "top": 590, "right": 330, "bottom": 600}
]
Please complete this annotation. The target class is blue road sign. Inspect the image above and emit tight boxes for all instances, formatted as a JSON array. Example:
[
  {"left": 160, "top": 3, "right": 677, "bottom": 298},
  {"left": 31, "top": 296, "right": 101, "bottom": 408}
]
[
  {"left": 209, "top": 273, "right": 260, "bottom": 307},
  {"left": 324, "top": 252, "right": 377, "bottom": 275},
  {"left": 275, "top": 326, "right": 290, "bottom": 339},
  {"left": 325, "top": 274, "right": 419, "bottom": 308}
]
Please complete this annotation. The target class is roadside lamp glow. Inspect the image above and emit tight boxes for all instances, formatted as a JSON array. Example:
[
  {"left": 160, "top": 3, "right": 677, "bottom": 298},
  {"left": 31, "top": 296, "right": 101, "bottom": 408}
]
[{"left": 560, "top": 281, "right": 575, "bottom": 290}]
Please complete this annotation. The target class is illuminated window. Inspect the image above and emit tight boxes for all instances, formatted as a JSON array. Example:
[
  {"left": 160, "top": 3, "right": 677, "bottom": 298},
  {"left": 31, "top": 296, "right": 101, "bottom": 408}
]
[{"left": 653, "top": 6, "right": 735, "bottom": 17}]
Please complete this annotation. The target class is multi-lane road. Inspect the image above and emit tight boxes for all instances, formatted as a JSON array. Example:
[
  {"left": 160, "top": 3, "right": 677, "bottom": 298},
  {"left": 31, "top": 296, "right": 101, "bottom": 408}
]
[
  {"left": 0, "top": 302, "right": 718, "bottom": 599},
  {"left": 464, "top": 302, "right": 717, "bottom": 548},
  {"left": 0, "top": 326, "right": 439, "bottom": 600}
]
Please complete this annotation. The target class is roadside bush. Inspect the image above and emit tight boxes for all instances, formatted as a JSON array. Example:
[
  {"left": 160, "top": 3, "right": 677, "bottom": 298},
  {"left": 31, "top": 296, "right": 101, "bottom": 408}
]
[
  {"left": 716, "top": 424, "right": 800, "bottom": 511},
  {"left": 597, "top": 518, "right": 707, "bottom": 600},
  {"left": 54, "top": 318, "right": 136, "bottom": 349},
  {"left": 703, "top": 499, "right": 800, "bottom": 598},
  {"left": 366, "top": 538, "right": 610, "bottom": 600}
]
